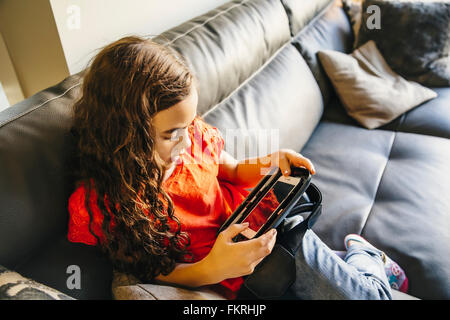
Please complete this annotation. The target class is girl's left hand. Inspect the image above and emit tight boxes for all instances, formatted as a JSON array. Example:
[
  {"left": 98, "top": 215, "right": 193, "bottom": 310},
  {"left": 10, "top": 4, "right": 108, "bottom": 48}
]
[{"left": 273, "top": 149, "right": 316, "bottom": 176}]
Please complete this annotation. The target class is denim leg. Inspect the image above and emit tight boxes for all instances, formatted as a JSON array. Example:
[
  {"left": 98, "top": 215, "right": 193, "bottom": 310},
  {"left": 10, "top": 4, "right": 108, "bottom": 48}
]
[{"left": 289, "top": 229, "right": 392, "bottom": 300}]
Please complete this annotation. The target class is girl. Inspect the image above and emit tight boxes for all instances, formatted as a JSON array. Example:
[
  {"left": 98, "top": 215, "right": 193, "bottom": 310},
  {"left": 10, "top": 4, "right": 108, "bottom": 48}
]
[{"left": 68, "top": 36, "right": 408, "bottom": 300}]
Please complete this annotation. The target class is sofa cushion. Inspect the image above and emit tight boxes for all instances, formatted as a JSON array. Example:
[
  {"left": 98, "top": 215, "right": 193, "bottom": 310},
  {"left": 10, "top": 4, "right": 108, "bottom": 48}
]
[
  {"left": 356, "top": 0, "right": 450, "bottom": 87},
  {"left": 292, "top": 0, "right": 354, "bottom": 105},
  {"left": 361, "top": 132, "right": 450, "bottom": 300},
  {"left": 391, "top": 87, "right": 450, "bottom": 139},
  {"left": 153, "top": 0, "right": 291, "bottom": 115},
  {"left": 0, "top": 265, "right": 74, "bottom": 300},
  {"left": 281, "top": 0, "right": 334, "bottom": 36},
  {"left": 0, "top": 71, "right": 83, "bottom": 268},
  {"left": 15, "top": 237, "right": 113, "bottom": 300},
  {"left": 203, "top": 44, "right": 324, "bottom": 158},
  {"left": 301, "top": 122, "right": 396, "bottom": 246},
  {"left": 317, "top": 40, "right": 437, "bottom": 129},
  {"left": 301, "top": 122, "right": 450, "bottom": 299}
]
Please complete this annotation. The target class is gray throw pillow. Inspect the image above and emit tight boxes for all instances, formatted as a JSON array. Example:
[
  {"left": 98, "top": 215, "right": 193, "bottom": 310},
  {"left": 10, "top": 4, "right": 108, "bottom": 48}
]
[
  {"left": 356, "top": 0, "right": 450, "bottom": 87},
  {"left": 318, "top": 40, "right": 437, "bottom": 129},
  {"left": 0, "top": 265, "right": 74, "bottom": 300}
]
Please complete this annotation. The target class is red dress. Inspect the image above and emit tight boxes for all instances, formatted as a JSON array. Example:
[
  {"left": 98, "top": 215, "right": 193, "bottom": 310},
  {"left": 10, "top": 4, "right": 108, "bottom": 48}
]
[{"left": 67, "top": 117, "right": 279, "bottom": 299}]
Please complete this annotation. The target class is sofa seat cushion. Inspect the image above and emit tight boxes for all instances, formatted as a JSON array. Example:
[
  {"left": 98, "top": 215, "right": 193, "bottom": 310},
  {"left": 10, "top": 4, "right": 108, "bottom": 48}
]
[
  {"left": 389, "top": 87, "right": 450, "bottom": 139},
  {"left": 301, "top": 122, "right": 450, "bottom": 299},
  {"left": 360, "top": 132, "right": 450, "bottom": 300},
  {"left": 301, "top": 122, "right": 396, "bottom": 245},
  {"left": 322, "top": 87, "right": 450, "bottom": 139}
]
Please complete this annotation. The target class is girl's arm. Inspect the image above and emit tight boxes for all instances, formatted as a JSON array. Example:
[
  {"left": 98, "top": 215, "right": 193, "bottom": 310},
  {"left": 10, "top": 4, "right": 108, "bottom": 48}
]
[
  {"left": 218, "top": 149, "right": 316, "bottom": 189},
  {"left": 154, "top": 258, "right": 218, "bottom": 288}
]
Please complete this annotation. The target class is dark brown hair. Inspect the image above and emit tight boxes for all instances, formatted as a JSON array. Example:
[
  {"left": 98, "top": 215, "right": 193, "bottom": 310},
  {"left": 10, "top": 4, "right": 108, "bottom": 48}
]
[{"left": 71, "top": 36, "right": 195, "bottom": 281}]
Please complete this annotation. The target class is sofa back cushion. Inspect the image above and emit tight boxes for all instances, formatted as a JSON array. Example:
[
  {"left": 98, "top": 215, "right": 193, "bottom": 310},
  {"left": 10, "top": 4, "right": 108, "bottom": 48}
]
[
  {"left": 0, "top": 72, "right": 82, "bottom": 268},
  {"left": 202, "top": 44, "right": 323, "bottom": 159},
  {"left": 292, "top": 1, "right": 354, "bottom": 105},
  {"left": 153, "top": 0, "right": 292, "bottom": 116},
  {"left": 281, "top": 0, "right": 334, "bottom": 36},
  {"left": 154, "top": 0, "right": 330, "bottom": 157}
]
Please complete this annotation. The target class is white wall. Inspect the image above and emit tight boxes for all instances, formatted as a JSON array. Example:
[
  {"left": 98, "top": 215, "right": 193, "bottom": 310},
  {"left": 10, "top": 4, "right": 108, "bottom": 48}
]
[
  {"left": 0, "top": 32, "right": 24, "bottom": 106},
  {"left": 0, "top": 83, "right": 10, "bottom": 112},
  {"left": 50, "top": 0, "right": 231, "bottom": 75}
]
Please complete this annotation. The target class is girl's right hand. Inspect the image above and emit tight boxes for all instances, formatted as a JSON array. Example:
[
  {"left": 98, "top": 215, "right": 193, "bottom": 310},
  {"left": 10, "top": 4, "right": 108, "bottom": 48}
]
[{"left": 202, "top": 223, "right": 277, "bottom": 282}]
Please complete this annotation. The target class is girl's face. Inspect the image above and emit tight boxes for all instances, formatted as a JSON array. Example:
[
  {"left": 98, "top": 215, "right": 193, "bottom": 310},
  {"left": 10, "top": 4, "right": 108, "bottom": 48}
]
[{"left": 152, "top": 87, "right": 198, "bottom": 166}]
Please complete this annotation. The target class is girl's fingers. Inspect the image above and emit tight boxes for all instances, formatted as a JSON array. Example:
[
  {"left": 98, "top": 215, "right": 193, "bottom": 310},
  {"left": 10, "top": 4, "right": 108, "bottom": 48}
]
[
  {"left": 284, "top": 150, "right": 316, "bottom": 175},
  {"left": 246, "top": 228, "right": 277, "bottom": 261},
  {"left": 279, "top": 153, "right": 291, "bottom": 176},
  {"left": 222, "top": 223, "right": 249, "bottom": 241},
  {"left": 295, "top": 156, "right": 316, "bottom": 175}
]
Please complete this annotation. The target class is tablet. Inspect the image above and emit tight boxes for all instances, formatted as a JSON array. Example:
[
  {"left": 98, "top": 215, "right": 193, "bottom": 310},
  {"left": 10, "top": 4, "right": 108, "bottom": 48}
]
[{"left": 218, "top": 165, "right": 311, "bottom": 242}]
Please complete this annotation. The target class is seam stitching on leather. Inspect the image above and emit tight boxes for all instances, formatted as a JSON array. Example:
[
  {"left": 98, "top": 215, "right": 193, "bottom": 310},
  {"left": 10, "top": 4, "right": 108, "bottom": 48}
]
[
  {"left": 136, "top": 284, "right": 158, "bottom": 300},
  {"left": 0, "top": 82, "right": 81, "bottom": 129},
  {"left": 203, "top": 0, "right": 335, "bottom": 118},
  {"left": 292, "top": 0, "right": 336, "bottom": 39},
  {"left": 279, "top": 0, "right": 294, "bottom": 36},
  {"left": 397, "top": 113, "right": 406, "bottom": 132},
  {"left": 163, "top": 0, "right": 251, "bottom": 46},
  {"left": 360, "top": 131, "right": 397, "bottom": 236},
  {"left": 202, "top": 39, "right": 292, "bottom": 118}
]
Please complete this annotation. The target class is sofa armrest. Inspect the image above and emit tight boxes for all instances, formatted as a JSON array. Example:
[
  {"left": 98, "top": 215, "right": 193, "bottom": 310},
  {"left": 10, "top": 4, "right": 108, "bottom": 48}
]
[
  {"left": 391, "top": 289, "right": 420, "bottom": 300},
  {"left": 111, "top": 270, "right": 226, "bottom": 300},
  {"left": 0, "top": 264, "right": 75, "bottom": 300}
]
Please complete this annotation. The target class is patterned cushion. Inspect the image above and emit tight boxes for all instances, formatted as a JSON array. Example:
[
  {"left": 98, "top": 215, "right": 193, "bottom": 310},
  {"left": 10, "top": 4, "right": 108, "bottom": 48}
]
[{"left": 0, "top": 265, "right": 74, "bottom": 300}]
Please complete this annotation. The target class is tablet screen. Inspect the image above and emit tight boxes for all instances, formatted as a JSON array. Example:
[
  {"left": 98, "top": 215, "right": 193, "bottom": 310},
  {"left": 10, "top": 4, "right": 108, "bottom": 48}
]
[{"left": 240, "top": 175, "right": 302, "bottom": 239}]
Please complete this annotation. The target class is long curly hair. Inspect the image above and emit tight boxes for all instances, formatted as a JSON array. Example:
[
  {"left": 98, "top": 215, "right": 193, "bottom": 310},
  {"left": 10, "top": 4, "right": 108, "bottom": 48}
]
[{"left": 70, "top": 36, "right": 195, "bottom": 281}]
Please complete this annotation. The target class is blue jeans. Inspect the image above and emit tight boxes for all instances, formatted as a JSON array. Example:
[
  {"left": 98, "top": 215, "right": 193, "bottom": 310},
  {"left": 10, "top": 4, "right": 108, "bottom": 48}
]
[{"left": 290, "top": 228, "right": 392, "bottom": 300}]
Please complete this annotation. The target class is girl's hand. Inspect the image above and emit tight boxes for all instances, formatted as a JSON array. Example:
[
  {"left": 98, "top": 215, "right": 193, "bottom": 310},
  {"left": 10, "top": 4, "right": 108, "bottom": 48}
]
[
  {"left": 203, "top": 223, "right": 277, "bottom": 282},
  {"left": 273, "top": 149, "right": 316, "bottom": 176}
]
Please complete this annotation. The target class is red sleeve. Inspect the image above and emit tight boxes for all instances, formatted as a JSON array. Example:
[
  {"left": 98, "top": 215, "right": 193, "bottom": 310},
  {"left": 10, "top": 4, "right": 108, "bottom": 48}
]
[{"left": 67, "top": 181, "right": 108, "bottom": 246}]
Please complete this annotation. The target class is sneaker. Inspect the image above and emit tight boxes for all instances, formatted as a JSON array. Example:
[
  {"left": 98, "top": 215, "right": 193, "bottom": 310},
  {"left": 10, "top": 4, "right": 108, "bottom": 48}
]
[{"left": 344, "top": 234, "right": 409, "bottom": 293}]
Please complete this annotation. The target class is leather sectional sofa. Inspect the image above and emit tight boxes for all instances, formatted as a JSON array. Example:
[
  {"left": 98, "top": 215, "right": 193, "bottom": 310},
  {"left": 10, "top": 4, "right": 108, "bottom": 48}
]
[{"left": 0, "top": 0, "right": 448, "bottom": 300}]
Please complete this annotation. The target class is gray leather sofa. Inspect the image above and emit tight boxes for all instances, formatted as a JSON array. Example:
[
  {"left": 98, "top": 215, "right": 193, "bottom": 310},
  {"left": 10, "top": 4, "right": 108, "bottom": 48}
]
[{"left": 0, "top": 0, "right": 448, "bottom": 300}]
